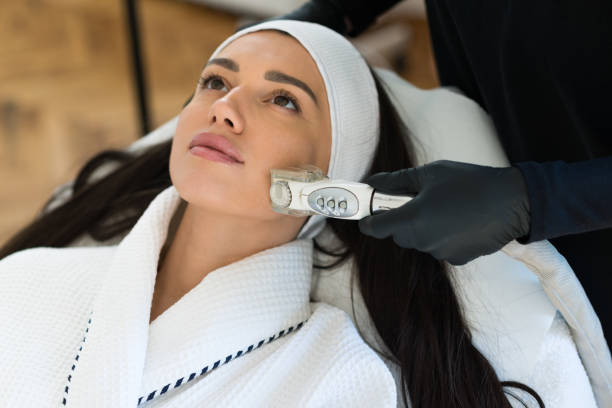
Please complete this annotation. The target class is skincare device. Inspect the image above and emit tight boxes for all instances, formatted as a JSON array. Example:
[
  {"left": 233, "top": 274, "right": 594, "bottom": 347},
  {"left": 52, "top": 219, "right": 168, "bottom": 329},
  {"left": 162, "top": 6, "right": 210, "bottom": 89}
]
[{"left": 270, "top": 165, "right": 413, "bottom": 220}]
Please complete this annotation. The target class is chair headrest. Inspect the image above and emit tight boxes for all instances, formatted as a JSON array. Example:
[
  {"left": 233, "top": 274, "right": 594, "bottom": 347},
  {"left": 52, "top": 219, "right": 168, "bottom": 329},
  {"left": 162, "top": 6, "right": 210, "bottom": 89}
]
[{"left": 373, "top": 67, "right": 509, "bottom": 167}]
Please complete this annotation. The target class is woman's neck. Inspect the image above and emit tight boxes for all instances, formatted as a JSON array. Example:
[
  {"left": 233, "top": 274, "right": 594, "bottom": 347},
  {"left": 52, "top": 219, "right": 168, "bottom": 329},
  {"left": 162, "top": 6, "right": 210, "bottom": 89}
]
[{"left": 155, "top": 199, "right": 305, "bottom": 302}]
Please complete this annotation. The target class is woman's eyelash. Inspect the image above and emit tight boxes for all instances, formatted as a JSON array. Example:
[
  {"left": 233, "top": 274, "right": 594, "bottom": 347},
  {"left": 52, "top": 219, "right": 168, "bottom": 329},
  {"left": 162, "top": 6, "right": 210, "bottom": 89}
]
[
  {"left": 198, "top": 73, "right": 223, "bottom": 89},
  {"left": 198, "top": 74, "right": 301, "bottom": 113},
  {"left": 270, "top": 89, "right": 301, "bottom": 113}
]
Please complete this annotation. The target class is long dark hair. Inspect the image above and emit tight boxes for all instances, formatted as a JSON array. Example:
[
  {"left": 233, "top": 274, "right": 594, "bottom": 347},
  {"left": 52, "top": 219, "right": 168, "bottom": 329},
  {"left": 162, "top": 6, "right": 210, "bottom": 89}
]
[{"left": 0, "top": 68, "right": 543, "bottom": 408}]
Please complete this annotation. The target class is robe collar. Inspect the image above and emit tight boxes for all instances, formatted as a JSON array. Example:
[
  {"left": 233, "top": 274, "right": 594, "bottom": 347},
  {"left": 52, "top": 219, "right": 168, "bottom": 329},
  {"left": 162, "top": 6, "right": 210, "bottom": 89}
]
[{"left": 65, "top": 186, "right": 313, "bottom": 406}]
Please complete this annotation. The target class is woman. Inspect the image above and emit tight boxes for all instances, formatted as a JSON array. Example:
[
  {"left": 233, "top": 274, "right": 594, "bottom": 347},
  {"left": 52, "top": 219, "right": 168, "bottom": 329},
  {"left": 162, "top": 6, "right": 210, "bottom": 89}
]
[{"left": 0, "top": 20, "right": 580, "bottom": 407}]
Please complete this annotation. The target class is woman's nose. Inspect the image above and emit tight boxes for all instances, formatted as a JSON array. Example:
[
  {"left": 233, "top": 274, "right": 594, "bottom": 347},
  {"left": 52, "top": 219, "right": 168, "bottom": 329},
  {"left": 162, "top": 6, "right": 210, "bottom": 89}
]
[{"left": 207, "top": 94, "right": 244, "bottom": 134}]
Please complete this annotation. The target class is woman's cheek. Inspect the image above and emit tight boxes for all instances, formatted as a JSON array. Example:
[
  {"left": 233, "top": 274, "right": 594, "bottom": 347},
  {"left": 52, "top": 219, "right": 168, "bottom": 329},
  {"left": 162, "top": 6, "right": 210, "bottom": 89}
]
[
  {"left": 245, "top": 173, "right": 277, "bottom": 217},
  {"left": 256, "top": 163, "right": 289, "bottom": 217}
]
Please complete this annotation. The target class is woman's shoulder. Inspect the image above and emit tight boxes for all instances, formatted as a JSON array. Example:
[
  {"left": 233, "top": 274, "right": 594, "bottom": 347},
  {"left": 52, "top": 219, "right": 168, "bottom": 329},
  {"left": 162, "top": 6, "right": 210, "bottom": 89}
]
[
  {"left": 281, "top": 301, "right": 397, "bottom": 407},
  {"left": 0, "top": 244, "right": 116, "bottom": 331},
  {"left": 1, "top": 245, "right": 116, "bottom": 271},
  {"left": 0, "top": 245, "right": 116, "bottom": 293},
  {"left": 304, "top": 302, "right": 393, "bottom": 370},
  {"left": 509, "top": 312, "right": 599, "bottom": 408},
  {"left": 0, "top": 245, "right": 115, "bottom": 399}
]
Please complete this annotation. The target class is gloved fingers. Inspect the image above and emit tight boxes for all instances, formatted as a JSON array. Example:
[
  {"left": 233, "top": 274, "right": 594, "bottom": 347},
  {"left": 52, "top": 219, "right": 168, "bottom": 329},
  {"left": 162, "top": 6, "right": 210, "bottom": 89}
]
[
  {"left": 363, "top": 167, "right": 423, "bottom": 195},
  {"left": 358, "top": 200, "right": 420, "bottom": 244},
  {"left": 358, "top": 209, "right": 399, "bottom": 239},
  {"left": 429, "top": 230, "right": 506, "bottom": 266},
  {"left": 434, "top": 251, "right": 472, "bottom": 266}
]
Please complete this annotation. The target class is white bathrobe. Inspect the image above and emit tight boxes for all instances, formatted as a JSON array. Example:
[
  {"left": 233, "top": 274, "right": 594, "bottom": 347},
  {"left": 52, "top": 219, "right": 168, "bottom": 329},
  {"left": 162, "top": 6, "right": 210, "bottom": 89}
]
[
  {"left": 3, "top": 184, "right": 608, "bottom": 408},
  {"left": 0, "top": 185, "right": 397, "bottom": 407}
]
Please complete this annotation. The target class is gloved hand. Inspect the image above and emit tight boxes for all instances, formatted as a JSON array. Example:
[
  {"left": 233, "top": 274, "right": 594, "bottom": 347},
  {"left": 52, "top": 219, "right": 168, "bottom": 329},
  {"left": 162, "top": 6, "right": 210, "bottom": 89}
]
[
  {"left": 358, "top": 160, "right": 531, "bottom": 265},
  {"left": 236, "top": 0, "right": 348, "bottom": 34}
]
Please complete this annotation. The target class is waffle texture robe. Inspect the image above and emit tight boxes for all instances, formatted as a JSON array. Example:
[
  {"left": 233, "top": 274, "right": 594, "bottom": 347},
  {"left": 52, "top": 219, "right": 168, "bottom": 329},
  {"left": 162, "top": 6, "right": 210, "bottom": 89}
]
[{"left": 0, "top": 185, "right": 396, "bottom": 407}]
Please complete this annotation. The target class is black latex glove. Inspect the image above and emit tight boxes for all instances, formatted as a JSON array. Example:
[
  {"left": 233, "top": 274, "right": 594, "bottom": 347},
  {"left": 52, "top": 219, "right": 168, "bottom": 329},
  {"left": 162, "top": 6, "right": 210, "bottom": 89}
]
[
  {"left": 358, "top": 160, "right": 531, "bottom": 265},
  {"left": 236, "top": 0, "right": 348, "bottom": 34}
]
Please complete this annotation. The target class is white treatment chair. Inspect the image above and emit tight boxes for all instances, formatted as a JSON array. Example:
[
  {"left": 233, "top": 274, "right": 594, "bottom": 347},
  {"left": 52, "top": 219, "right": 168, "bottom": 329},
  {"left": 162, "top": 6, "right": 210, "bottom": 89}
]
[{"left": 44, "top": 67, "right": 612, "bottom": 408}]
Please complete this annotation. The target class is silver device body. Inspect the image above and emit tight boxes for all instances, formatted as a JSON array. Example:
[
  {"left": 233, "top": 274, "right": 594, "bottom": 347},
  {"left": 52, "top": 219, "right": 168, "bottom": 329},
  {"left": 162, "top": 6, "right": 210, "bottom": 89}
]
[{"left": 270, "top": 166, "right": 413, "bottom": 220}]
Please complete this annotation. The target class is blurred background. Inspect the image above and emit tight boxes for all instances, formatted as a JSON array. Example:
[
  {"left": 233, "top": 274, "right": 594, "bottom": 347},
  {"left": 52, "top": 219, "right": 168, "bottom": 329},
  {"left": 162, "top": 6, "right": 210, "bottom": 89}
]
[{"left": 0, "top": 0, "right": 438, "bottom": 244}]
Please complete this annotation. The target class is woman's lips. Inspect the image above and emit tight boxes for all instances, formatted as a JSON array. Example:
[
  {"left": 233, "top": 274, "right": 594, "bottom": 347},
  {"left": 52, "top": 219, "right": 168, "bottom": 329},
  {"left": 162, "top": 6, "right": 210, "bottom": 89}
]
[
  {"left": 189, "top": 145, "right": 243, "bottom": 165},
  {"left": 189, "top": 132, "right": 244, "bottom": 163}
]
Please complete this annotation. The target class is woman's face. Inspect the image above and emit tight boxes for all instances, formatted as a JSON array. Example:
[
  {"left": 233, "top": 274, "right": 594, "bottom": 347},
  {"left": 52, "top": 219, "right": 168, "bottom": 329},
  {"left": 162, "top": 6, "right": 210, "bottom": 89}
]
[{"left": 170, "top": 30, "right": 331, "bottom": 227}]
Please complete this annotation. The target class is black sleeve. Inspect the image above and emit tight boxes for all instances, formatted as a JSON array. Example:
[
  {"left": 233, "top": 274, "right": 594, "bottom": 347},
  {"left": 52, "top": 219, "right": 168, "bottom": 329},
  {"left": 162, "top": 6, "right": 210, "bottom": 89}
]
[
  {"left": 324, "top": 0, "right": 404, "bottom": 36},
  {"left": 278, "top": 0, "right": 348, "bottom": 35},
  {"left": 515, "top": 156, "right": 612, "bottom": 243},
  {"left": 284, "top": 0, "right": 403, "bottom": 37}
]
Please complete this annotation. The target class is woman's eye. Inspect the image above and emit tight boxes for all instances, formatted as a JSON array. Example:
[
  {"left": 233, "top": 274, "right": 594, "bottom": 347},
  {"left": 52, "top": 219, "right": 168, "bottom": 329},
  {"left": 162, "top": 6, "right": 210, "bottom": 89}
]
[
  {"left": 272, "top": 93, "right": 300, "bottom": 112},
  {"left": 201, "top": 75, "right": 227, "bottom": 91},
  {"left": 199, "top": 76, "right": 300, "bottom": 113}
]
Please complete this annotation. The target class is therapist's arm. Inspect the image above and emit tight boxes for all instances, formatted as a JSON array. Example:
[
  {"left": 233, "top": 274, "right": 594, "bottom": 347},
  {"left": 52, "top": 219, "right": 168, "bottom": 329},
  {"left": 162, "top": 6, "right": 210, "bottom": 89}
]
[
  {"left": 515, "top": 156, "right": 612, "bottom": 243},
  {"left": 317, "top": 0, "right": 403, "bottom": 36},
  {"left": 273, "top": 0, "right": 403, "bottom": 37},
  {"left": 357, "top": 157, "right": 612, "bottom": 265}
]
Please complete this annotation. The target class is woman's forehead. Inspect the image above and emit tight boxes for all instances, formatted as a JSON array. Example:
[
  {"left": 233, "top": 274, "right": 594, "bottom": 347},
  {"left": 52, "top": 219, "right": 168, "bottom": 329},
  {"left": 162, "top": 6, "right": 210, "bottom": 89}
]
[
  {"left": 212, "top": 31, "right": 326, "bottom": 94},
  {"left": 219, "top": 30, "right": 304, "bottom": 57}
]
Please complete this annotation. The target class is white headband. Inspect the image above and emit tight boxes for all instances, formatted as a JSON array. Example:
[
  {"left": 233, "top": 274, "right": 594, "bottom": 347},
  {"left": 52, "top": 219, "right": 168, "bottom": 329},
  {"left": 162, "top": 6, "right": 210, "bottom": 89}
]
[{"left": 209, "top": 20, "right": 380, "bottom": 240}]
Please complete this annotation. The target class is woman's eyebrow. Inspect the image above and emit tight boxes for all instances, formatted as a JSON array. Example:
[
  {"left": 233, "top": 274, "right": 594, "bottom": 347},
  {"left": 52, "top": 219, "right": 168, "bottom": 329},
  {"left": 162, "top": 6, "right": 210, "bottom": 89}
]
[
  {"left": 205, "top": 58, "right": 318, "bottom": 107},
  {"left": 206, "top": 58, "right": 239, "bottom": 72},
  {"left": 264, "top": 71, "right": 318, "bottom": 106}
]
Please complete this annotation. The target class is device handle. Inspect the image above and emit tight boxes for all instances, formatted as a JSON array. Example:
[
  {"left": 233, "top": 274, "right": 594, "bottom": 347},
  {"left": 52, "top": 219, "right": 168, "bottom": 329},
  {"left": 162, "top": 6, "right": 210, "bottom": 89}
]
[{"left": 371, "top": 191, "right": 413, "bottom": 212}]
